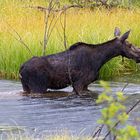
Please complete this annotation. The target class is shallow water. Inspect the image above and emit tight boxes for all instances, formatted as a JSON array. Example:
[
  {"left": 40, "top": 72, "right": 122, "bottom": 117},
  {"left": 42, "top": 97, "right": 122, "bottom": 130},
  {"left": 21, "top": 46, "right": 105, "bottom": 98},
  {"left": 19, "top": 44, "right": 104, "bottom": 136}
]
[{"left": 0, "top": 77, "right": 140, "bottom": 138}]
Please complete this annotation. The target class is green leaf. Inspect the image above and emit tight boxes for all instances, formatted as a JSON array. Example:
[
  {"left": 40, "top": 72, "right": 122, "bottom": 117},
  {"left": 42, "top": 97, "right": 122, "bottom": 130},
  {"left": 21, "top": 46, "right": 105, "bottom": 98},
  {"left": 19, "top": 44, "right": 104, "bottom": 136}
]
[
  {"left": 101, "top": 108, "right": 108, "bottom": 118},
  {"left": 99, "top": 80, "right": 111, "bottom": 91},
  {"left": 117, "top": 112, "right": 129, "bottom": 124},
  {"left": 126, "top": 125, "right": 139, "bottom": 137},
  {"left": 108, "top": 103, "right": 120, "bottom": 118},
  {"left": 116, "top": 91, "right": 126, "bottom": 101}
]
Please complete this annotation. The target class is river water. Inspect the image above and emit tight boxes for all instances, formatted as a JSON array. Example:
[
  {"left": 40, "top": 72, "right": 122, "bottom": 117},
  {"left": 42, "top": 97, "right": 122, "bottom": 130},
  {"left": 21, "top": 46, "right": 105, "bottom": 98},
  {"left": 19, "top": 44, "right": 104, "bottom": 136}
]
[{"left": 0, "top": 76, "right": 140, "bottom": 138}]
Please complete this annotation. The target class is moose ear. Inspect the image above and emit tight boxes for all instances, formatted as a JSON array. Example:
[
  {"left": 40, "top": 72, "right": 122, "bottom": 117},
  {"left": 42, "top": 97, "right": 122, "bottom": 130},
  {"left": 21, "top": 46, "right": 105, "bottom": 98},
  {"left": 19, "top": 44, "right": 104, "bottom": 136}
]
[
  {"left": 120, "top": 30, "right": 131, "bottom": 42},
  {"left": 114, "top": 27, "right": 121, "bottom": 37}
]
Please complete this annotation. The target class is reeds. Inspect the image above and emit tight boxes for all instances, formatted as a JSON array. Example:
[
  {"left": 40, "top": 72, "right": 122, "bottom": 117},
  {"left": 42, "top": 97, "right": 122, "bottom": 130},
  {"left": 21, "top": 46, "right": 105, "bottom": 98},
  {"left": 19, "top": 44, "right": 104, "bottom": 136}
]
[{"left": 0, "top": 1, "right": 140, "bottom": 79}]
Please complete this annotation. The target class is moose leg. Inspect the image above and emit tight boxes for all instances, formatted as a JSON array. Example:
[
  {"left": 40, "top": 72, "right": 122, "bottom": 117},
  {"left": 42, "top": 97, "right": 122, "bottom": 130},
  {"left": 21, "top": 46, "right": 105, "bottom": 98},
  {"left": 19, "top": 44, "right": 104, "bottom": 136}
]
[
  {"left": 29, "top": 81, "right": 47, "bottom": 93},
  {"left": 83, "top": 85, "right": 89, "bottom": 91},
  {"left": 73, "top": 81, "right": 85, "bottom": 95},
  {"left": 20, "top": 74, "right": 31, "bottom": 93},
  {"left": 73, "top": 82, "right": 91, "bottom": 95},
  {"left": 28, "top": 75, "right": 47, "bottom": 93},
  {"left": 21, "top": 80, "right": 31, "bottom": 93},
  {"left": 73, "top": 73, "right": 98, "bottom": 95},
  {"left": 73, "top": 79, "right": 91, "bottom": 95}
]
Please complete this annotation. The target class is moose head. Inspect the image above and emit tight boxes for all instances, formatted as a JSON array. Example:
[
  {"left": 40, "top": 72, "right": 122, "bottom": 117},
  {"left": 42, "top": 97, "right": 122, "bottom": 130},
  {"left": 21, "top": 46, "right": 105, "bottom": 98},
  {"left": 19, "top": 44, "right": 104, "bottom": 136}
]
[{"left": 114, "top": 27, "right": 140, "bottom": 63}]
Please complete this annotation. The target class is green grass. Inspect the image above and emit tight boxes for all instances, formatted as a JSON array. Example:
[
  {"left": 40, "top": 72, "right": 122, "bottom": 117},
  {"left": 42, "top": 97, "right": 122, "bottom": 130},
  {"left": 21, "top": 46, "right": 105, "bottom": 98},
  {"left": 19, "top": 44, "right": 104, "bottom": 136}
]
[
  {"left": 0, "top": 1, "right": 140, "bottom": 79},
  {"left": 132, "top": 0, "right": 140, "bottom": 7}
]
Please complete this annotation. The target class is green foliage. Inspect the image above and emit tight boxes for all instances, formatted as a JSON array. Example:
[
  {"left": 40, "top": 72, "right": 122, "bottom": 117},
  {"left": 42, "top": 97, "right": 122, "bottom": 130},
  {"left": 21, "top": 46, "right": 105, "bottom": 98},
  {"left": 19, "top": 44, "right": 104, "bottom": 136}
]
[
  {"left": 97, "top": 81, "right": 140, "bottom": 140},
  {"left": 117, "top": 125, "right": 140, "bottom": 140},
  {"left": 68, "top": 0, "right": 133, "bottom": 8}
]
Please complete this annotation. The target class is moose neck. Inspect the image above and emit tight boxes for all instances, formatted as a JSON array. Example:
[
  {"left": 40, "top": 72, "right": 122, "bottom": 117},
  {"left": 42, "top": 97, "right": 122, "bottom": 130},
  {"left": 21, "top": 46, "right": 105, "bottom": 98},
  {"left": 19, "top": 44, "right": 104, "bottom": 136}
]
[{"left": 95, "top": 39, "right": 121, "bottom": 70}]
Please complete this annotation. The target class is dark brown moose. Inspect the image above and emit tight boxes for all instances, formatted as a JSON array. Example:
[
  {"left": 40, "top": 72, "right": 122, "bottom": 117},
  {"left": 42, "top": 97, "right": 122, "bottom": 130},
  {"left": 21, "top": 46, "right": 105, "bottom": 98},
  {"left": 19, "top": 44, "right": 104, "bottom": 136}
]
[{"left": 19, "top": 28, "right": 140, "bottom": 95}]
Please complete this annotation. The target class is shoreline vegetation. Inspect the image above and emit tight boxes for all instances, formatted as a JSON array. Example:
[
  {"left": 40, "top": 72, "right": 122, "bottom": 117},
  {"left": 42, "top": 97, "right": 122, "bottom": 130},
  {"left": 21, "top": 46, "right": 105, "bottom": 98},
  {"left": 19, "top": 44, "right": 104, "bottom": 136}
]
[{"left": 0, "top": 1, "right": 140, "bottom": 80}]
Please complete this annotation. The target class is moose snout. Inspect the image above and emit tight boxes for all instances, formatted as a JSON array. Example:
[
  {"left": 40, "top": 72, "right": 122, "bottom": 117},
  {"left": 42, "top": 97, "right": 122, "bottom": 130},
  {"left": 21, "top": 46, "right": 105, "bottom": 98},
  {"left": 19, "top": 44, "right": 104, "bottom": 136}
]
[{"left": 130, "top": 46, "right": 140, "bottom": 63}]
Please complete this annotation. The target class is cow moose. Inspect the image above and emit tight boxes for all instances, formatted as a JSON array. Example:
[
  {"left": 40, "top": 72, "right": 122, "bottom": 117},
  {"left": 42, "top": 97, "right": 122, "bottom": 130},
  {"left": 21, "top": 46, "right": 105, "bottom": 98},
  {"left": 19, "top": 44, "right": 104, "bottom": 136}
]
[{"left": 19, "top": 28, "right": 140, "bottom": 95}]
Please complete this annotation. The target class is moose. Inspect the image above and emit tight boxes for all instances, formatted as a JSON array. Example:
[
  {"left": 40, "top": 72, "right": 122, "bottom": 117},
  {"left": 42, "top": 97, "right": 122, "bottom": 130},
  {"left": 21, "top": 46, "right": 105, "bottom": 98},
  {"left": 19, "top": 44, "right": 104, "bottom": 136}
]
[{"left": 19, "top": 28, "right": 140, "bottom": 95}]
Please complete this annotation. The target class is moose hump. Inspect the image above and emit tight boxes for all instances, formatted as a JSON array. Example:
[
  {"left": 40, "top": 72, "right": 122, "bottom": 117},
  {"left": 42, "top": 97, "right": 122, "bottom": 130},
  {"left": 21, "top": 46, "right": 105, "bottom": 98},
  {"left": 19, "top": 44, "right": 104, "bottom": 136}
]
[{"left": 69, "top": 42, "right": 95, "bottom": 50}]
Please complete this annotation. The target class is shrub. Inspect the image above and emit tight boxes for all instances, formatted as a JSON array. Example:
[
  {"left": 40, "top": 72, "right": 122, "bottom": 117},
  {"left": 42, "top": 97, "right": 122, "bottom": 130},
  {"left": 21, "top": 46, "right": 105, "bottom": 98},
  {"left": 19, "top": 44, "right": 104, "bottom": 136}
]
[
  {"left": 68, "top": 0, "right": 132, "bottom": 8},
  {"left": 96, "top": 81, "right": 140, "bottom": 140}
]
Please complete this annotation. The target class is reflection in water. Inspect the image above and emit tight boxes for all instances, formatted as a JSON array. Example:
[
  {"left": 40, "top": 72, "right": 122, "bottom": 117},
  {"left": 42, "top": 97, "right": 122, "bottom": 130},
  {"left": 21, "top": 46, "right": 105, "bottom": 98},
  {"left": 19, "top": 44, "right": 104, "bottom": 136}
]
[
  {"left": 0, "top": 79, "right": 139, "bottom": 138},
  {"left": 21, "top": 90, "right": 99, "bottom": 100},
  {"left": 22, "top": 91, "right": 73, "bottom": 99}
]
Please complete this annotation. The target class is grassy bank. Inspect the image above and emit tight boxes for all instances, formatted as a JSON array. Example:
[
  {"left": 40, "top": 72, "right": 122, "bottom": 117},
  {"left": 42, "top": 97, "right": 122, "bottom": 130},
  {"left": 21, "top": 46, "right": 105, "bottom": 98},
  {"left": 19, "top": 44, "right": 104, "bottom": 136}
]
[{"left": 0, "top": 1, "right": 140, "bottom": 79}]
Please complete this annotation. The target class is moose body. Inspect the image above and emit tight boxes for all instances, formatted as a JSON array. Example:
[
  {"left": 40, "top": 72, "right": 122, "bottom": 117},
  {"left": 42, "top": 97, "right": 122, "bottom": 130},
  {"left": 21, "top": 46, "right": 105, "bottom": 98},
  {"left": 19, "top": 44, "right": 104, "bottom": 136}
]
[{"left": 19, "top": 29, "right": 140, "bottom": 94}]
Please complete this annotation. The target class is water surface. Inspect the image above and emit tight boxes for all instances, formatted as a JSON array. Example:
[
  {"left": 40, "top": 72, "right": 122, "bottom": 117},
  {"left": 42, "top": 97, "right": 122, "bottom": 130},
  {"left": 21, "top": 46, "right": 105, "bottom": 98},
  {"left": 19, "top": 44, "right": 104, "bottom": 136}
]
[{"left": 0, "top": 77, "right": 140, "bottom": 138}]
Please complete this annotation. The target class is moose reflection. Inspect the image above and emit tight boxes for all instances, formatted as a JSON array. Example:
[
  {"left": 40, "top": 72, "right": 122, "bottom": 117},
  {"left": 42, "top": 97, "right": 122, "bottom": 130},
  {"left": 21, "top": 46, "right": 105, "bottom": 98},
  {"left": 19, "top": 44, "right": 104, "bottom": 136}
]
[{"left": 19, "top": 28, "right": 140, "bottom": 95}]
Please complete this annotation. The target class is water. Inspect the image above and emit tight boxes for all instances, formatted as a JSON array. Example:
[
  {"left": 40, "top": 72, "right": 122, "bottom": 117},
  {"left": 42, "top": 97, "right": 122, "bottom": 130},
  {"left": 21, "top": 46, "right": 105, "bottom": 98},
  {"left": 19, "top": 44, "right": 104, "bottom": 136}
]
[{"left": 0, "top": 77, "right": 140, "bottom": 138}]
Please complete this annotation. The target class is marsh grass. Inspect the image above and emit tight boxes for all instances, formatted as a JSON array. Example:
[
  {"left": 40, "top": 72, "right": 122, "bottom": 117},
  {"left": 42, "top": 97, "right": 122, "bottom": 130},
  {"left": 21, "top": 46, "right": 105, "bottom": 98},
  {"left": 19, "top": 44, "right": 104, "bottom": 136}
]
[{"left": 0, "top": 1, "right": 140, "bottom": 79}]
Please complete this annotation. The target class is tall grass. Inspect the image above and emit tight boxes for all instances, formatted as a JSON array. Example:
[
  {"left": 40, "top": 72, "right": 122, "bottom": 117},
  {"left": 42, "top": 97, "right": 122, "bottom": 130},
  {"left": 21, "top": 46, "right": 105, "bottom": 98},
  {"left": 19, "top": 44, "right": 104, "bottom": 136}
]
[{"left": 0, "top": 1, "right": 140, "bottom": 79}]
